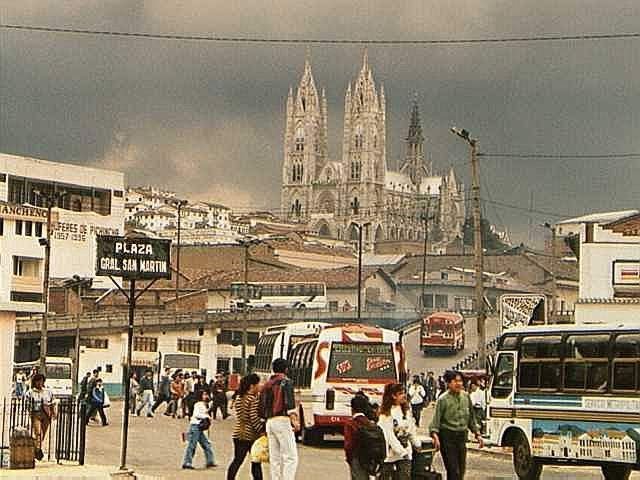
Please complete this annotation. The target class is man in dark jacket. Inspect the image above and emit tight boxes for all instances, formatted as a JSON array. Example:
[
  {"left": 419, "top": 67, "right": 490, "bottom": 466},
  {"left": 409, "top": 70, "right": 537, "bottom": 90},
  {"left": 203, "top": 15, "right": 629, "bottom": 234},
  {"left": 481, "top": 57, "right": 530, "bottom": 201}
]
[
  {"left": 85, "top": 379, "right": 108, "bottom": 426},
  {"left": 344, "top": 395, "right": 373, "bottom": 480},
  {"left": 78, "top": 371, "right": 91, "bottom": 401},
  {"left": 136, "top": 370, "right": 155, "bottom": 418},
  {"left": 152, "top": 368, "right": 172, "bottom": 416},
  {"left": 261, "top": 358, "right": 299, "bottom": 480}
]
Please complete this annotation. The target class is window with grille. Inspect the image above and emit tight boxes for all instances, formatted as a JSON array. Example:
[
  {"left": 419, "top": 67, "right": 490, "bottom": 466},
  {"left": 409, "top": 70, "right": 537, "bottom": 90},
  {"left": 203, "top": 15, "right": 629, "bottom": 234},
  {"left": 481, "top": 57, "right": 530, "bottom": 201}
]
[
  {"left": 80, "top": 338, "right": 109, "bottom": 349},
  {"left": 133, "top": 336, "right": 158, "bottom": 352},
  {"left": 177, "top": 339, "right": 201, "bottom": 354}
]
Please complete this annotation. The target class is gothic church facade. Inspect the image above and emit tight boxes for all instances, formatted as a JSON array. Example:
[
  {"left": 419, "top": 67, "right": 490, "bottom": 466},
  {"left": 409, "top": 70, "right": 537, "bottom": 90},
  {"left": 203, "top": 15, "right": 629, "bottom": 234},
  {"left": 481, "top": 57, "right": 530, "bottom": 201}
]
[{"left": 280, "top": 52, "right": 465, "bottom": 248}]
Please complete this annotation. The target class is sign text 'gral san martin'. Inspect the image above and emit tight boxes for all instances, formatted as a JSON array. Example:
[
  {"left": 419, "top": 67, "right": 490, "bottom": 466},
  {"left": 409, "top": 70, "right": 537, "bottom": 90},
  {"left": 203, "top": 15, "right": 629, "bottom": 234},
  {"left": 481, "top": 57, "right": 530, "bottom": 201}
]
[{"left": 96, "top": 235, "right": 172, "bottom": 279}]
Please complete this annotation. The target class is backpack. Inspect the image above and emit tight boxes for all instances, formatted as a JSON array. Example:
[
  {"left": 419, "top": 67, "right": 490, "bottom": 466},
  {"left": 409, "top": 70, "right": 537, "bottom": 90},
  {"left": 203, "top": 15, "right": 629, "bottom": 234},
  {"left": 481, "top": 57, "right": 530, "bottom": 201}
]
[
  {"left": 260, "top": 376, "right": 288, "bottom": 419},
  {"left": 355, "top": 422, "right": 386, "bottom": 475}
]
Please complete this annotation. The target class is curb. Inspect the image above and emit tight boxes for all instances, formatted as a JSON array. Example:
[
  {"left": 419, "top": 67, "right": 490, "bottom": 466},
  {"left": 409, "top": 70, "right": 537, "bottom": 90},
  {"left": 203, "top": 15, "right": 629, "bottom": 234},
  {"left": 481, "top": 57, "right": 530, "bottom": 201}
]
[{"left": 468, "top": 445, "right": 511, "bottom": 459}]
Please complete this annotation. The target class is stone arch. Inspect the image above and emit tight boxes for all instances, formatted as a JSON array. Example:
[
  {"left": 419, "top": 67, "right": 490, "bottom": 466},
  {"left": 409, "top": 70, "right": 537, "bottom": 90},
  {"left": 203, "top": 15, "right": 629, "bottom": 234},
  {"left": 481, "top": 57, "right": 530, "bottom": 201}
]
[
  {"left": 313, "top": 219, "right": 334, "bottom": 239},
  {"left": 316, "top": 191, "right": 336, "bottom": 214},
  {"left": 348, "top": 223, "right": 360, "bottom": 242},
  {"left": 375, "top": 225, "right": 385, "bottom": 242}
]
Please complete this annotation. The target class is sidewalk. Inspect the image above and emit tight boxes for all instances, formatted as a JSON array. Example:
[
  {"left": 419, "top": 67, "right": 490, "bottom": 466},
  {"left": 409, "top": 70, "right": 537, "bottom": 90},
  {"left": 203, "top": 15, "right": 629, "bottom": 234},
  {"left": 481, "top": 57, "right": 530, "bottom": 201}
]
[{"left": 0, "top": 462, "right": 163, "bottom": 480}]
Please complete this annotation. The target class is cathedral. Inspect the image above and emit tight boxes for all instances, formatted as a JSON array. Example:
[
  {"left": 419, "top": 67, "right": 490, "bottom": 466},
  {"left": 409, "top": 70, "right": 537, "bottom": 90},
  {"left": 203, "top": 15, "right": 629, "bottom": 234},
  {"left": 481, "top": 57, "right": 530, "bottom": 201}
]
[{"left": 280, "top": 52, "right": 465, "bottom": 249}]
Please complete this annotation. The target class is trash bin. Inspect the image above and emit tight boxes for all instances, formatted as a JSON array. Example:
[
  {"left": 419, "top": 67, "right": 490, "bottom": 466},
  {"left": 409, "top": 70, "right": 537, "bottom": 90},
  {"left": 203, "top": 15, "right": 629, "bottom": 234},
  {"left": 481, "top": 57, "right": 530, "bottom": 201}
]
[
  {"left": 9, "top": 427, "right": 35, "bottom": 469},
  {"left": 412, "top": 436, "right": 439, "bottom": 479}
]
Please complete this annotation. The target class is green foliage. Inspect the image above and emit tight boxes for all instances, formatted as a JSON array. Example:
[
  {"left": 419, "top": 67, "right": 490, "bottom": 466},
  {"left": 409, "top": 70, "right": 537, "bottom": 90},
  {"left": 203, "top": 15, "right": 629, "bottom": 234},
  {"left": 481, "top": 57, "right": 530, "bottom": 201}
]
[{"left": 462, "top": 217, "right": 510, "bottom": 252}]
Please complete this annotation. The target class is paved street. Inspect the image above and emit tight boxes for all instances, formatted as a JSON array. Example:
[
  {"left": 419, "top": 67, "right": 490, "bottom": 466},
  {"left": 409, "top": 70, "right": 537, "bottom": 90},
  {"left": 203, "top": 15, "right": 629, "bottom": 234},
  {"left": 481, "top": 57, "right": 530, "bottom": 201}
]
[{"left": 83, "top": 400, "right": 634, "bottom": 479}]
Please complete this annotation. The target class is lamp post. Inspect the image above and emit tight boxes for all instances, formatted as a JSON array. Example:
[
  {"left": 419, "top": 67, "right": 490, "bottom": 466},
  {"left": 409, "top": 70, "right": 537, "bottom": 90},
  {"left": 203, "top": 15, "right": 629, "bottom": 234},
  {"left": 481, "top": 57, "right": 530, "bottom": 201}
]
[
  {"left": 451, "top": 126, "right": 486, "bottom": 369},
  {"left": 354, "top": 222, "right": 371, "bottom": 321},
  {"left": 239, "top": 238, "right": 261, "bottom": 374},
  {"left": 174, "top": 199, "right": 188, "bottom": 315},
  {"left": 420, "top": 207, "right": 433, "bottom": 313},
  {"left": 34, "top": 189, "right": 67, "bottom": 372}
]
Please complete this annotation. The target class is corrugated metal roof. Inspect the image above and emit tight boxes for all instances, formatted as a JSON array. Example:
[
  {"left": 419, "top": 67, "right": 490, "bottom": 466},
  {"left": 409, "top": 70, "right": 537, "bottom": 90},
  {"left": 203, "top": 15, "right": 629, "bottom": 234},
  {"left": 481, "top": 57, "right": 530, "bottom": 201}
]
[
  {"left": 557, "top": 210, "right": 639, "bottom": 225},
  {"left": 362, "top": 253, "right": 406, "bottom": 266}
]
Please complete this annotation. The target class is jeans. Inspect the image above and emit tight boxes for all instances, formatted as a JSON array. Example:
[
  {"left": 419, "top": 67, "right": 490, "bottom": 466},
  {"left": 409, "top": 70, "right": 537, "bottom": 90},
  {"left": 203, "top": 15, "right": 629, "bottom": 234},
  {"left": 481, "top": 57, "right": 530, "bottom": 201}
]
[
  {"left": 137, "top": 390, "right": 154, "bottom": 416},
  {"left": 380, "top": 459, "right": 411, "bottom": 480},
  {"left": 439, "top": 429, "right": 467, "bottom": 480},
  {"left": 227, "top": 438, "right": 263, "bottom": 480},
  {"left": 182, "top": 424, "right": 215, "bottom": 468},
  {"left": 86, "top": 404, "right": 108, "bottom": 425},
  {"left": 266, "top": 417, "right": 298, "bottom": 480},
  {"left": 411, "top": 404, "right": 423, "bottom": 427},
  {"left": 349, "top": 457, "right": 369, "bottom": 480}
]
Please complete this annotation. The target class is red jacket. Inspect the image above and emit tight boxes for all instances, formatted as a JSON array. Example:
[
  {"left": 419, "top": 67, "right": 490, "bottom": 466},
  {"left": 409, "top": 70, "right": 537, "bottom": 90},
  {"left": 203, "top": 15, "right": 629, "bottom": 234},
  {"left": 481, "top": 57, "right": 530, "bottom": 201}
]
[{"left": 344, "top": 414, "right": 371, "bottom": 463}]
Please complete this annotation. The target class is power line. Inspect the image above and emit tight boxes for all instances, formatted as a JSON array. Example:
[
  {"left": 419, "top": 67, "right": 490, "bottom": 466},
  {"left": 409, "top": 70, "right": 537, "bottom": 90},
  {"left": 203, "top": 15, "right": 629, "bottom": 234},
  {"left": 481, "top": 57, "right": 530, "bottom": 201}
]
[
  {"left": 479, "top": 152, "right": 640, "bottom": 159},
  {"left": 2, "top": 24, "right": 640, "bottom": 45},
  {"left": 480, "top": 198, "right": 574, "bottom": 218}
]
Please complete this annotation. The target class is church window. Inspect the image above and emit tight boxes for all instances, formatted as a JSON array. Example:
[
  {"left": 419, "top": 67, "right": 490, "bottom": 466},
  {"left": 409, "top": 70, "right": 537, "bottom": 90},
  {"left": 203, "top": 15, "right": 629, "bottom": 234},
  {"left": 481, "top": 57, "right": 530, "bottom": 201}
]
[
  {"left": 291, "top": 161, "right": 304, "bottom": 183},
  {"left": 295, "top": 127, "right": 305, "bottom": 152},
  {"left": 373, "top": 135, "right": 377, "bottom": 148},
  {"left": 350, "top": 158, "right": 361, "bottom": 180},
  {"left": 354, "top": 125, "right": 364, "bottom": 149},
  {"left": 291, "top": 199, "right": 302, "bottom": 217},
  {"left": 351, "top": 197, "right": 360, "bottom": 215}
]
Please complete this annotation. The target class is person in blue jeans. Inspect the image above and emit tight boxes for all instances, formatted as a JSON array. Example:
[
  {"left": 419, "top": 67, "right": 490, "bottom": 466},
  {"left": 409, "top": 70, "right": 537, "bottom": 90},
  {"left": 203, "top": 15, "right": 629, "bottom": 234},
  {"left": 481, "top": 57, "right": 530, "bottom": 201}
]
[{"left": 182, "top": 389, "right": 217, "bottom": 470}]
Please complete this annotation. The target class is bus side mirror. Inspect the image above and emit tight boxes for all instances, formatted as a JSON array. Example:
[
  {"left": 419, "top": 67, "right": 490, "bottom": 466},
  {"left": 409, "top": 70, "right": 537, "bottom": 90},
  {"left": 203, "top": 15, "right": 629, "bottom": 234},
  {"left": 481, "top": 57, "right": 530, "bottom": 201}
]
[{"left": 325, "top": 389, "right": 335, "bottom": 410}]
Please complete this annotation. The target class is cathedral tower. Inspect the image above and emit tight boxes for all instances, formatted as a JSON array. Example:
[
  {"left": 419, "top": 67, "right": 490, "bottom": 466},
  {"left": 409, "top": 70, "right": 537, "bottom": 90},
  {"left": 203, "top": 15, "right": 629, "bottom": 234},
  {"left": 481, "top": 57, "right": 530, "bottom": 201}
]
[
  {"left": 341, "top": 50, "right": 386, "bottom": 233},
  {"left": 400, "top": 97, "right": 431, "bottom": 184},
  {"left": 281, "top": 53, "right": 328, "bottom": 221}
]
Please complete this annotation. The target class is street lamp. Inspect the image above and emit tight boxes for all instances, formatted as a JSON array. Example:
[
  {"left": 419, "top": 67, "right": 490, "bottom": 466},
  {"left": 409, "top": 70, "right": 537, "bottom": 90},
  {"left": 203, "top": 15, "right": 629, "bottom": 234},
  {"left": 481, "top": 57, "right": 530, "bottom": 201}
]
[
  {"left": 173, "top": 199, "right": 188, "bottom": 314},
  {"left": 352, "top": 222, "right": 371, "bottom": 321},
  {"left": 450, "top": 126, "right": 487, "bottom": 369},
  {"left": 34, "top": 188, "right": 67, "bottom": 373},
  {"left": 420, "top": 206, "right": 434, "bottom": 313},
  {"left": 238, "top": 237, "right": 262, "bottom": 374}
]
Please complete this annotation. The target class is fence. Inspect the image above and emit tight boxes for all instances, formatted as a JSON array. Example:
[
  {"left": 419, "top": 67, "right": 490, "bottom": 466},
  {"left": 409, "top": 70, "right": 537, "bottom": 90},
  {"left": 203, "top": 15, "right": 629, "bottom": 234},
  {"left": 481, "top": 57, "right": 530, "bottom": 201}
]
[{"left": 0, "top": 396, "right": 86, "bottom": 468}]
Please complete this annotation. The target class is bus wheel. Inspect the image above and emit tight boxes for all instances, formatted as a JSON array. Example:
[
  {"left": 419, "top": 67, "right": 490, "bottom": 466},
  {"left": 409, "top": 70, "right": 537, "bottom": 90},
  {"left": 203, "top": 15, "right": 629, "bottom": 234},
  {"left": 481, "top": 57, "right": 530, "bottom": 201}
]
[
  {"left": 601, "top": 464, "right": 631, "bottom": 480},
  {"left": 512, "top": 432, "right": 542, "bottom": 480}
]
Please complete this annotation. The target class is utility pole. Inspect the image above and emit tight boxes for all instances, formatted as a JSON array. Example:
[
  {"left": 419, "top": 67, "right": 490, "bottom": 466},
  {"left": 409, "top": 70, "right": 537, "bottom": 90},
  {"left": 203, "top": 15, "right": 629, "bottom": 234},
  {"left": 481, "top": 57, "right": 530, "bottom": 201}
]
[
  {"left": 174, "top": 200, "right": 187, "bottom": 316},
  {"left": 242, "top": 241, "right": 250, "bottom": 374},
  {"left": 451, "top": 127, "right": 486, "bottom": 369},
  {"left": 543, "top": 222, "right": 558, "bottom": 316},
  {"left": 35, "top": 189, "right": 66, "bottom": 372},
  {"left": 120, "top": 278, "right": 136, "bottom": 471},
  {"left": 357, "top": 224, "right": 363, "bottom": 321}
]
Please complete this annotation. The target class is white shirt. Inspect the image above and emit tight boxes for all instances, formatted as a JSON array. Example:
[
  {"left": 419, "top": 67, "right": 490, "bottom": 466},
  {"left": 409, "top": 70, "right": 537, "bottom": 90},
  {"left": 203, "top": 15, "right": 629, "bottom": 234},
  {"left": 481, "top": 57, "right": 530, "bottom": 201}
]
[
  {"left": 190, "top": 401, "right": 210, "bottom": 425},
  {"left": 408, "top": 384, "right": 426, "bottom": 406},
  {"left": 378, "top": 405, "right": 420, "bottom": 463},
  {"left": 470, "top": 388, "right": 486, "bottom": 409},
  {"left": 26, "top": 387, "right": 53, "bottom": 413}
]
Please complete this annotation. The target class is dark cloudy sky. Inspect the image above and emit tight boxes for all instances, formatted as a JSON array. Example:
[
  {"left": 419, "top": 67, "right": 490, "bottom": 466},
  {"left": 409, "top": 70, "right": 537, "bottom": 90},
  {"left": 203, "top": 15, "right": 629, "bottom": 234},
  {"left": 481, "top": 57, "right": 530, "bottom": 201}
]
[{"left": 1, "top": 1, "right": 639, "bottom": 245}]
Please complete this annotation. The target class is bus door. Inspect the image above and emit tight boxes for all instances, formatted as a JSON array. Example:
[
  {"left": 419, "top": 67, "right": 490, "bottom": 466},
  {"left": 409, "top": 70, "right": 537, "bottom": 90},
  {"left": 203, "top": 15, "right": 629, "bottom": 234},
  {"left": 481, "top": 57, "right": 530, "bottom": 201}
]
[{"left": 488, "top": 351, "right": 516, "bottom": 444}]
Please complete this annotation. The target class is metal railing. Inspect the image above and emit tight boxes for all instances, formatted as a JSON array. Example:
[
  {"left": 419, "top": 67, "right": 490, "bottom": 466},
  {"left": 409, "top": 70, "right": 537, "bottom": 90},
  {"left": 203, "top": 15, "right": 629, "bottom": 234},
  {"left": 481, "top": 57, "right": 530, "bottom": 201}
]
[{"left": 0, "top": 396, "right": 86, "bottom": 469}]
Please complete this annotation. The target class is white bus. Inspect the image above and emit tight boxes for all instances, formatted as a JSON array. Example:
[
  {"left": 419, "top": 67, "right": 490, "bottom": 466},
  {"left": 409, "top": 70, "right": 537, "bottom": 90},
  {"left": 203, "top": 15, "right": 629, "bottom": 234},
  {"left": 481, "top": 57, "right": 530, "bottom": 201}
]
[
  {"left": 288, "top": 324, "right": 407, "bottom": 445},
  {"left": 230, "top": 282, "right": 327, "bottom": 311},
  {"left": 253, "top": 322, "right": 330, "bottom": 378},
  {"left": 159, "top": 352, "right": 201, "bottom": 375},
  {"left": 14, "top": 357, "right": 73, "bottom": 398},
  {"left": 487, "top": 324, "right": 640, "bottom": 480}
]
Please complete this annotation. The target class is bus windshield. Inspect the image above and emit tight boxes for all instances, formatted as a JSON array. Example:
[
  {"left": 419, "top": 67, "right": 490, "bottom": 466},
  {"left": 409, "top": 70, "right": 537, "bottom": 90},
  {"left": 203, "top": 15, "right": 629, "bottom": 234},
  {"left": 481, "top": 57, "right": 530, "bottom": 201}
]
[
  {"left": 45, "top": 363, "right": 72, "bottom": 380},
  {"left": 327, "top": 343, "right": 396, "bottom": 382}
]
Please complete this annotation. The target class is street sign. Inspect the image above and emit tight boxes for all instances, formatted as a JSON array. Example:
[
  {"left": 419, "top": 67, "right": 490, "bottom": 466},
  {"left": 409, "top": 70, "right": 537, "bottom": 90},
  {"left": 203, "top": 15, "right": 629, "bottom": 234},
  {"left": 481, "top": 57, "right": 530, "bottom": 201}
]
[
  {"left": 96, "top": 235, "right": 172, "bottom": 279},
  {"left": 499, "top": 294, "right": 546, "bottom": 332}
]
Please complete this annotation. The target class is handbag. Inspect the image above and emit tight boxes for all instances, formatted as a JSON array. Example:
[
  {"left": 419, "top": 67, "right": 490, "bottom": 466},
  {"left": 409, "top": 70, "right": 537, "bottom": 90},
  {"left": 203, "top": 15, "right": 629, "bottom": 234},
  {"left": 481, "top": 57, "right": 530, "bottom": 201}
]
[
  {"left": 250, "top": 435, "right": 269, "bottom": 463},
  {"left": 198, "top": 417, "right": 212, "bottom": 431}
]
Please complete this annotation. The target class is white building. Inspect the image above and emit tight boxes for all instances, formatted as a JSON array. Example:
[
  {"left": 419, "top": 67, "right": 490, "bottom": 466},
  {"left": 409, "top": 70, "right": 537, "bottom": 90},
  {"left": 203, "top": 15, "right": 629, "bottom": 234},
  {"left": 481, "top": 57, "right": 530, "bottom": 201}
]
[
  {"left": 196, "top": 202, "right": 232, "bottom": 230},
  {"left": 0, "top": 153, "right": 125, "bottom": 284},
  {"left": 558, "top": 210, "right": 640, "bottom": 324}
]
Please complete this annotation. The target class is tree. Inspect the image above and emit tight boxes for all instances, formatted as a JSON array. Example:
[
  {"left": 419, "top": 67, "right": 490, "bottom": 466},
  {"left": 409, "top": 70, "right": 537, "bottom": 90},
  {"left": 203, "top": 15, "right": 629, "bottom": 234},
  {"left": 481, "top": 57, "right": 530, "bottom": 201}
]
[{"left": 462, "top": 217, "right": 510, "bottom": 252}]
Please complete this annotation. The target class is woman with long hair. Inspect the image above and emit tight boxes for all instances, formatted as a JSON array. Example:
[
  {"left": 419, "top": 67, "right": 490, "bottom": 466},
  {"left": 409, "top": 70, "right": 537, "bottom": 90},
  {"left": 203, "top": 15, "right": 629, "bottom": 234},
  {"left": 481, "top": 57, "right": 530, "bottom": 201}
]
[
  {"left": 227, "top": 373, "right": 264, "bottom": 480},
  {"left": 377, "top": 383, "right": 420, "bottom": 480},
  {"left": 182, "top": 389, "right": 216, "bottom": 470}
]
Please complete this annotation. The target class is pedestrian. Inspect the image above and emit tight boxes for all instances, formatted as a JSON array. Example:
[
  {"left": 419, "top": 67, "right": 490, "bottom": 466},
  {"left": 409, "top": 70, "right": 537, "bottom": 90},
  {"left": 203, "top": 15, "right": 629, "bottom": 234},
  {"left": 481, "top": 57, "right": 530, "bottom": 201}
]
[
  {"left": 152, "top": 367, "right": 173, "bottom": 416},
  {"left": 15, "top": 370, "right": 26, "bottom": 398},
  {"left": 425, "top": 371, "right": 437, "bottom": 404},
  {"left": 78, "top": 371, "right": 91, "bottom": 402},
  {"left": 211, "top": 373, "right": 229, "bottom": 420},
  {"left": 181, "top": 389, "right": 217, "bottom": 470},
  {"left": 25, "top": 373, "right": 54, "bottom": 461},
  {"left": 184, "top": 372, "right": 196, "bottom": 418},
  {"left": 436, "top": 375, "right": 446, "bottom": 399},
  {"left": 86, "top": 379, "right": 109, "bottom": 426},
  {"left": 170, "top": 373, "right": 185, "bottom": 418},
  {"left": 377, "top": 383, "right": 420, "bottom": 480},
  {"left": 408, "top": 376, "right": 426, "bottom": 427},
  {"left": 129, "top": 372, "right": 140, "bottom": 415},
  {"left": 87, "top": 369, "right": 100, "bottom": 398},
  {"left": 344, "top": 394, "right": 376, "bottom": 480},
  {"left": 227, "top": 373, "right": 264, "bottom": 480},
  {"left": 260, "top": 358, "right": 299, "bottom": 480},
  {"left": 429, "top": 370, "right": 483, "bottom": 480},
  {"left": 136, "top": 369, "right": 155, "bottom": 418},
  {"left": 469, "top": 381, "right": 486, "bottom": 434}
]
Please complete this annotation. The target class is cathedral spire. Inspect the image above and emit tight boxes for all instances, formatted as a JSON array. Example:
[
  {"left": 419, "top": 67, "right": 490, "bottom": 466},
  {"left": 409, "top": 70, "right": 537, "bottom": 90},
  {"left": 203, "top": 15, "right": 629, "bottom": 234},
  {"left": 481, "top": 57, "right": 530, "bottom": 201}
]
[
  {"left": 406, "top": 94, "right": 424, "bottom": 144},
  {"left": 362, "top": 48, "right": 369, "bottom": 72}
]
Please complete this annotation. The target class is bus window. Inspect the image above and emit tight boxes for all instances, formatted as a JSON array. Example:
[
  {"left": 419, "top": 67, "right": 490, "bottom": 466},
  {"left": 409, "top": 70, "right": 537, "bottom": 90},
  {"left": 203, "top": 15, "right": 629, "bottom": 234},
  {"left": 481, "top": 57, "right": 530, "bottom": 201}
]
[
  {"left": 519, "top": 336, "right": 562, "bottom": 391},
  {"left": 613, "top": 334, "right": 640, "bottom": 391},
  {"left": 45, "top": 363, "right": 71, "bottom": 380},
  {"left": 491, "top": 353, "right": 514, "bottom": 399},
  {"left": 564, "top": 335, "right": 610, "bottom": 392},
  {"left": 302, "top": 341, "right": 317, "bottom": 387}
]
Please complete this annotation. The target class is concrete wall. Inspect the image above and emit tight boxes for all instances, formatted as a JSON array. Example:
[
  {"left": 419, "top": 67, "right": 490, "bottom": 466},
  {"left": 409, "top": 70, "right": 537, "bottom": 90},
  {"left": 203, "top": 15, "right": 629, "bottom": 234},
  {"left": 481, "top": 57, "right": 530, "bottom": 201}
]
[
  {"left": 575, "top": 302, "right": 640, "bottom": 325},
  {"left": 0, "top": 311, "right": 16, "bottom": 400}
]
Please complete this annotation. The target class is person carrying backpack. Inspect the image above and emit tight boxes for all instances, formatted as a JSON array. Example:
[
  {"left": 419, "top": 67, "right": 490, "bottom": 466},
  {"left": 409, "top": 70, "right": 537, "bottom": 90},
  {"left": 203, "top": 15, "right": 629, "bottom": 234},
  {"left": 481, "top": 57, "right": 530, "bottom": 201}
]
[
  {"left": 377, "top": 383, "right": 421, "bottom": 480},
  {"left": 260, "top": 358, "right": 299, "bottom": 480},
  {"left": 345, "top": 394, "right": 385, "bottom": 479}
]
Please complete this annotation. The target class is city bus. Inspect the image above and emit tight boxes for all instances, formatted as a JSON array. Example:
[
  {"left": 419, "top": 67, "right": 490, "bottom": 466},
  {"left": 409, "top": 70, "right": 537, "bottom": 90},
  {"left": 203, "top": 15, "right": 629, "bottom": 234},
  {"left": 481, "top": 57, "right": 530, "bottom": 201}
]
[
  {"left": 487, "top": 324, "right": 640, "bottom": 480},
  {"left": 14, "top": 357, "right": 73, "bottom": 397},
  {"left": 229, "top": 282, "right": 327, "bottom": 311},
  {"left": 253, "top": 322, "right": 330, "bottom": 379},
  {"left": 420, "top": 311, "right": 465, "bottom": 355},
  {"left": 288, "top": 324, "right": 407, "bottom": 445}
]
